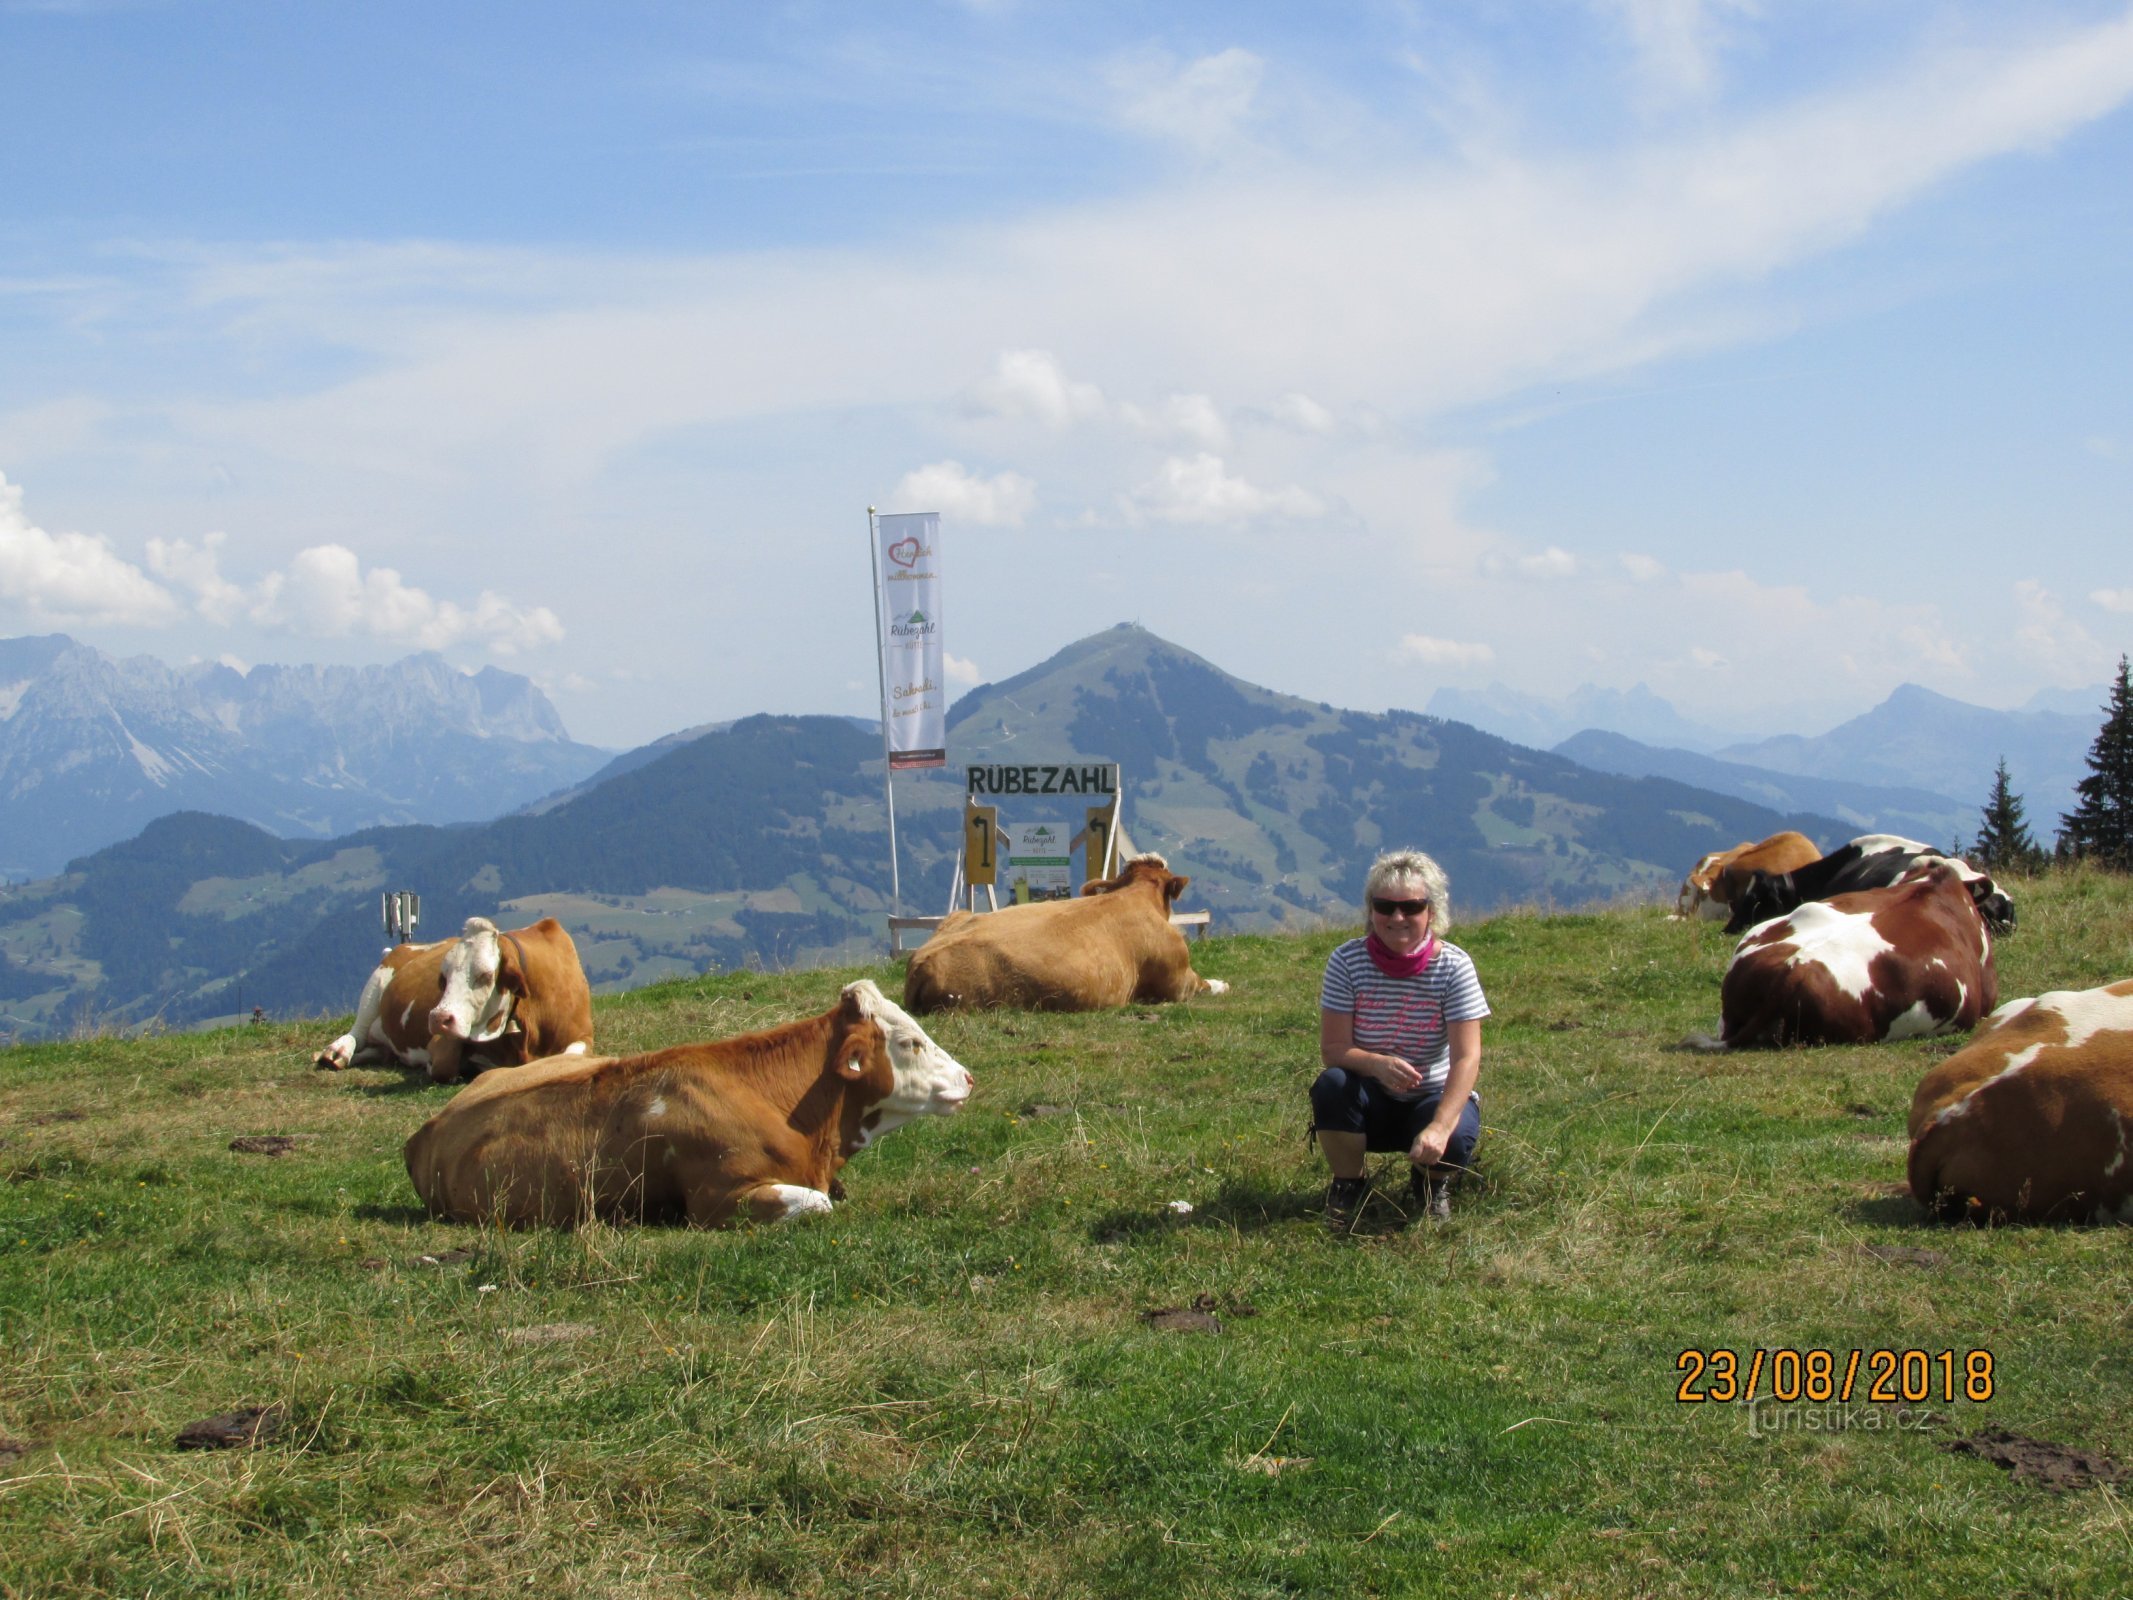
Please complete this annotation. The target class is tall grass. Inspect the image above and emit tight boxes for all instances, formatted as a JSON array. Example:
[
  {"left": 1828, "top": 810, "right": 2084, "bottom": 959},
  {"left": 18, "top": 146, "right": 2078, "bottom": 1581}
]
[{"left": 1, "top": 867, "right": 2130, "bottom": 1597}]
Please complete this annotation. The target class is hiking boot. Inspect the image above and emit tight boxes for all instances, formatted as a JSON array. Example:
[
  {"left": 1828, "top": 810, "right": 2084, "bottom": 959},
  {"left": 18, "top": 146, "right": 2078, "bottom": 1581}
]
[
  {"left": 1410, "top": 1168, "right": 1452, "bottom": 1221},
  {"left": 1322, "top": 1175, "right": 1370, "bottom": 1234}
]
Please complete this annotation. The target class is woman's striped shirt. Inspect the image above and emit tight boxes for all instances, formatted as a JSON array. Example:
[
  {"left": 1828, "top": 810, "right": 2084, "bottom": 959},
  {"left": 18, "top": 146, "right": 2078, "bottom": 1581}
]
[{"left": 1319, "top": 938, "right": 1490, "bottom": 1099}]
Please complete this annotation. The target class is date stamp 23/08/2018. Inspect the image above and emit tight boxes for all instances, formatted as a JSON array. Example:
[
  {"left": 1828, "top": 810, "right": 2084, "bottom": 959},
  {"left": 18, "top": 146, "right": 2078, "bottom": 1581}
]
[{"left": 1675, "top": 1348, "right": 1995, "bottom": 1406}]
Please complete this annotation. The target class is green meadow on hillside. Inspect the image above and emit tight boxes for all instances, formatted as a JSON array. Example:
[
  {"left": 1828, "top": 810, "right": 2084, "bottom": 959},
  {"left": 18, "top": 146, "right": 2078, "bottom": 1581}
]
[{"left": 2, "top": 870, "right": 2131, "bottom": 1598}]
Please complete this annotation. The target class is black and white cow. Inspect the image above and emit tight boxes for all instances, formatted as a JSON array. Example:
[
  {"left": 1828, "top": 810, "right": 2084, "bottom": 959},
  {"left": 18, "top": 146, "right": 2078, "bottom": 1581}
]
[{"left": 1722, "top": 835, "right": 2016, "bottom": 936}]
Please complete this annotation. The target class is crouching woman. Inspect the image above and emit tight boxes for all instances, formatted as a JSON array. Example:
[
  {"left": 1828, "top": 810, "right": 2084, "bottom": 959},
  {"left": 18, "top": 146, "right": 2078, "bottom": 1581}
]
[{"left": 1312, "top": 848, "right": 1489, "bottom": 1231}]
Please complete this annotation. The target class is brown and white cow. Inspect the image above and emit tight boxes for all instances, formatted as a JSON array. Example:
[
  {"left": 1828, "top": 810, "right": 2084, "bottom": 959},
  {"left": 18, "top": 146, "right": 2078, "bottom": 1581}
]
[
  {"left": 1675, "top": 831, "right": 1821, "bottom": 921},
  {"left": 1715, "top": 862, "right": 1997, "bottom": 1048},
  {"left": 403, "top": 979, "right": 972, "bottom": 1228},
  {"left": 1907, "top": 979, "right": 2133, "bottom": 1222},
  {"left": 315, "top": 916, "right": 593, "bottom": 1083},
  {"left": 903, "top": 852, "right": 1228, "bottom": 1013}
]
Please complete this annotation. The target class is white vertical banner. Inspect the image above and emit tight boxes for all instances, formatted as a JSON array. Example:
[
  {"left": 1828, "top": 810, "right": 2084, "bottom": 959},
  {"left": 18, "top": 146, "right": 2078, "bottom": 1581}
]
[{"left": 874, "top": 511, "right": 946, "bottom": 769}]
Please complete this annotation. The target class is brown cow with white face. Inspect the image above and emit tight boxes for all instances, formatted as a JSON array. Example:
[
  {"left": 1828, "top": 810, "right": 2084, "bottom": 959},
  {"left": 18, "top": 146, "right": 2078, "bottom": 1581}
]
[
  {"left": 1907, "top": 979, "right": 2133, "bottom": 1222},
  {"left": 1716, "top": 862, "right": 1997, "bottom": 1048},
  {"left": 315, "top": 916, "right": 593, "bottom": 1083},
  {"left": 903, "top": 852, "right": 1228, "bottom": 1013},
  {"left": 403, "top": 979, "right": 972, "bottom": 1227},
  {"left": 1675, "top": 831, "right": 1821, "bottom": 921}
]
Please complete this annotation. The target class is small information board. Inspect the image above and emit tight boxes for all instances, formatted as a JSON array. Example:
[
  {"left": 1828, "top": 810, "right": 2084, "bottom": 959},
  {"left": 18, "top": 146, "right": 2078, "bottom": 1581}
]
[{"left": 1003, "top": 818, "right": 1073, "bottom": 903}]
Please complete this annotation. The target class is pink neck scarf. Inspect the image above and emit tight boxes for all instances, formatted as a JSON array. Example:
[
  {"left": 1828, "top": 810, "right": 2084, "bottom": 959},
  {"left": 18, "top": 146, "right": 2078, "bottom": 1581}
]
[{"left": 1365, "top": 931, "right": 1438, "bottom": 979}]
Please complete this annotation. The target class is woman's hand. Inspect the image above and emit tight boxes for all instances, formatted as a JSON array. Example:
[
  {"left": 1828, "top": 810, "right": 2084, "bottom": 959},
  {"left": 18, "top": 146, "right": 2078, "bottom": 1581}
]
[
  {"left": 1409, "top": 1121, "right": 1452, "bottom": 1166},
  {"left": 1371, "top": 1054, "right": 1423, "bottom": 1093}
]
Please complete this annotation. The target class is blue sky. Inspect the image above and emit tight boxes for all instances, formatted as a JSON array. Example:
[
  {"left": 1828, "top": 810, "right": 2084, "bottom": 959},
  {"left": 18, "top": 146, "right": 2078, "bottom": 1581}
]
[{"left": 2, "top": 0, "right": 2129, "bottom": 748}]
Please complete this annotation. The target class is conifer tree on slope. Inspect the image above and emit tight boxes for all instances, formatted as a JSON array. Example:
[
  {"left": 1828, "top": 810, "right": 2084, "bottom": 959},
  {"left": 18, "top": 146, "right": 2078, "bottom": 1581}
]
[
  {"left": 1973, "top": 756, "right": 2038, "bottom": 870},
  {"left": 2060, "top": 655, "right": 2133, "bottom": 870}
]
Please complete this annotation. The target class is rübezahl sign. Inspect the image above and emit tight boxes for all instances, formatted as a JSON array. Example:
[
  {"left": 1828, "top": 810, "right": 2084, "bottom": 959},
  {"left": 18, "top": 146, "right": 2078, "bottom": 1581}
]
[{"left": 966, "top": 763, "right": 1119, "bottom": 798}]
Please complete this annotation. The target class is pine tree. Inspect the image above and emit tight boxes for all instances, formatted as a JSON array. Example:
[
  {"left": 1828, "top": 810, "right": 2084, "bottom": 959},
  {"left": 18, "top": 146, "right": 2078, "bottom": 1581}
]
[
  {"left": 2060, "top": 655, "right": 2133, "bottom": 869},
  {"left": 1973, "top": 757, "right": 2038, "bottom": 870}
]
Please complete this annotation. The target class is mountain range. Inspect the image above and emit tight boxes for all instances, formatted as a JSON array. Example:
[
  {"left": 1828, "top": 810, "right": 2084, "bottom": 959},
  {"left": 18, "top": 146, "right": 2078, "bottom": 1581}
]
[
  {"left": 0, "top": 624, "right": 1847, "bottom": 1040},
  {"left": 1439, "top": 675, "right": 2105, "bottom": 835},
  {"left": 0, "top": 636, "right": 614, "bottom": 879}
]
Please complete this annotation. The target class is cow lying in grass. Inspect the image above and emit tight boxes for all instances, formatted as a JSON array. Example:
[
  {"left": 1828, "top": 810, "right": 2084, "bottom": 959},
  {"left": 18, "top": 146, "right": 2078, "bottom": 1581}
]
[
  {"left": 1907, "top": 978, "right": 2133, "bottom": 1223},
  {"left": 903, "top": 852, "right": 1229, "bottom": 1013},
  {"left": 316, "top": 916, "right": 593, "bottom": 1083},
  {"left": 1675, "top": 831, "right": 1820, "bottom": 921},
  {"left": 403, "top": 979, "right": 972, "bottom": 1227},
  {"left": 1721, "top": 834, "right": 2015, "bottom": 936},
  {"left": 1714, "top": 862, "right": 1997, "bottom": 1048}
]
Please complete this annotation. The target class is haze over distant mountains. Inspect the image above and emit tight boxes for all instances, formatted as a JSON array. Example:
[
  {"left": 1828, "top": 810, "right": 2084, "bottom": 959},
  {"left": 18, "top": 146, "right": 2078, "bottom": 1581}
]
[
  {"left": 0, "top": 636, "right": 613, "bottom": 879},
  {"left": 1433, "top": 676, "right": 2106, "bottom": 836},
  {"left": 0, "top": 625, "right": 1844, "bottom": 1039},
  {"left": 1427, "top": 681, "right": 1740, "bottom": 754}
]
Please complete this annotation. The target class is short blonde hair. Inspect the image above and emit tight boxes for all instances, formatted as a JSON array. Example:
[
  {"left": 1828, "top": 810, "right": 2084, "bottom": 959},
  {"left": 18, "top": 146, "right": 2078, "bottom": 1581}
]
[{"left": 1363, "top": 849, "right": 1452, "bottom": 932}]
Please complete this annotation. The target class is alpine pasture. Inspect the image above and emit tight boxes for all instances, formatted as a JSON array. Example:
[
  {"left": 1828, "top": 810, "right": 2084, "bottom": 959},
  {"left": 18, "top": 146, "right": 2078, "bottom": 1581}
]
[{"left": 3, "top": 869, "right": 2132, "bottom": 1598}]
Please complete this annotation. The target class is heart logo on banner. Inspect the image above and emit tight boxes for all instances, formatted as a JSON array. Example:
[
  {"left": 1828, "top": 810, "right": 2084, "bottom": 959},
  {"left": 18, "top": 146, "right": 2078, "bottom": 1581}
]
[{"left": 887, "top": 537, "right": 922, "bottom": 568}]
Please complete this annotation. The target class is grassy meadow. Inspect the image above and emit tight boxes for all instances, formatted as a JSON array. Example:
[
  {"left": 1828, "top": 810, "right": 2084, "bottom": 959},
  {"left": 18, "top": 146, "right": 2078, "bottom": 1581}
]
[{"left": 4, "top": 868, "right": 2133, "bottom": 1598}]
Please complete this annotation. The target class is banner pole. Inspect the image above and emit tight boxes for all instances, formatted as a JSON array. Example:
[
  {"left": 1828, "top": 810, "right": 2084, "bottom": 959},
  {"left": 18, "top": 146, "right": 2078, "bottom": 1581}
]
[{"left": 866, "top": 506, "right": 903, "bottom": 918}]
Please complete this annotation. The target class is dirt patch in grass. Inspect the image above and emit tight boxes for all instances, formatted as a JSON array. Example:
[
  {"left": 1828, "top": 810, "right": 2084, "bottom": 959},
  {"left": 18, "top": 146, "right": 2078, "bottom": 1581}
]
[
  {"left": 27, "top": 1109, "right": 86, "bottom": 1126},
  {"left": 1941, "top": 1429, "right": 2127, "bottom": 1491},
  {"left": 0, "top": 1435, "right": 33, "bottom": 1461},
  {"left": 1140, "top": 1292, "right": 1253, "bottom": 1334},
  {"left": 228, "top": 1134, "right": 314, "bottom": 1156},
  {"left": 175, "top": 1404, "right": 286, "bottom": 1451}
]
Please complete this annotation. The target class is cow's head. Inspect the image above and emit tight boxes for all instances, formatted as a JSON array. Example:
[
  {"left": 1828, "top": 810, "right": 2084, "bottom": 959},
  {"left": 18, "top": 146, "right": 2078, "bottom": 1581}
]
[
  {"left": 1082, "top": 852, "right": 1189, "bottom": 907},
  {"left": 429, "top": 917, "right": 517, "bottom": 1047},
  {"left": 832, "top": 980, "right": 972, "bottom": 1147},
  {"left": 1954, "top": 862, "right": 2017, "bottom": 932},
  {"left": 1721, "top": 870, "right": 1791, "bottom": 935}
]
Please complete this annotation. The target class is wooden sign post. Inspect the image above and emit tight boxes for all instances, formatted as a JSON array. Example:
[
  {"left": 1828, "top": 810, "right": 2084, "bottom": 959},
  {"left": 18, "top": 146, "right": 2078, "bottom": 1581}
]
[
  {"left": 960, "top": 801, "right": 1000, "bottom": 912},
  {"left": 1083, "top": 795, "right": 1120, "bottom": 884}
]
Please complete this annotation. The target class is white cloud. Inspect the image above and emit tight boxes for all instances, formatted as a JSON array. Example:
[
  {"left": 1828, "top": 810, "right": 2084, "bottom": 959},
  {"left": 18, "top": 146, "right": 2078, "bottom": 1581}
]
[
  {"left": 1130, "top": 454, "right": 1323, "bottom": 524},
  {"left": 945, "top": 651, "right": 981, "bottom": 687},
  {"left": 1269, "top": 392, "right": 1337, "bottom": 435},
  {"left": 0, "top": 471, "right": 180, "bottom": 626},
  {"left": 1517, "top": 546, "right": 1579, "bottom": 580},
  {"left": 2011, "top": 579, "right": 2109, "bottom": 680},
  {"left": 247, "top": 545, "right": 565, "bottom": 655},
  {"left": 1897, "top": 624, "right": 1965, "bottom": 674},
  {"left": 1107, "top": 46, "right": 1264, "bottom": 154},
  {"left": 1596, "top": 0, "right": 1758, "bottom": 110},
  {"left": 1396, "top": 634, "right": 1496, "bottom": 668},
  {"left": 146, "top": 531, "right": 250, "bottom": 624},
  {"left": 1119, "top": 392, "right": 1229, "bottom": 450},
  {"left": 1688, "top": 646, "right": 1727, "bottom": 669},
  {"left": 1620, "top": 552, "right": 1668, "bottom": 583},
  {"left": 967, "top": 349, "right": 1107, "bottom": 428},
  {"left": 890, "top": 460, "right": 1036, "bottom": 527},
  {"left": 151, "top": 524, "right": 565, "bottom": 656},
  {"left": 2092, "top": 586, "right": 2133, "bottom": 613}
]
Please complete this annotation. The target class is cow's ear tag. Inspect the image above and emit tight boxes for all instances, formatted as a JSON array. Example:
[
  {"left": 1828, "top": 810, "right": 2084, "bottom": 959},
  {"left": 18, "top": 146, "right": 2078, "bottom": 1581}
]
[{"left": 844, "top": 1056, "right": 864, "bottom": 1077}]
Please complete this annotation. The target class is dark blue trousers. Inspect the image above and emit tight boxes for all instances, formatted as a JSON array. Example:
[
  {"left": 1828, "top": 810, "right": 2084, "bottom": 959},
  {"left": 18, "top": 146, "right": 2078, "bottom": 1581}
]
[{"left": 1310, "top": 1068, "right": 1480, "bottom": 1172}]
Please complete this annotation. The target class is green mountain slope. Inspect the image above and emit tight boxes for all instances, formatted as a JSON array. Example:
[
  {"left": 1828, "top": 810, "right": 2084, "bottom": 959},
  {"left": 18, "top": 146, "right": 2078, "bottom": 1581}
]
[
  {"left": 946, "top": 624, "right": 1844, "bottom": 926},
  {"left": 0, "top": 628, "right": 1841, "bottom": 1037}
]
